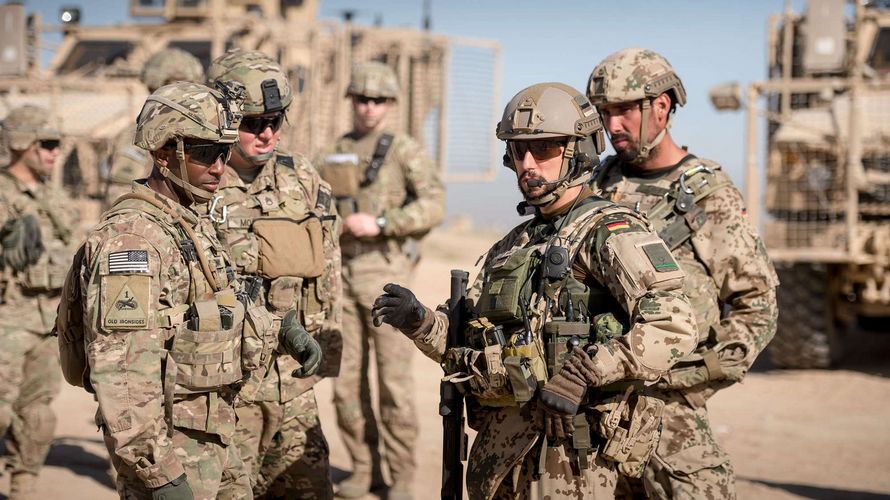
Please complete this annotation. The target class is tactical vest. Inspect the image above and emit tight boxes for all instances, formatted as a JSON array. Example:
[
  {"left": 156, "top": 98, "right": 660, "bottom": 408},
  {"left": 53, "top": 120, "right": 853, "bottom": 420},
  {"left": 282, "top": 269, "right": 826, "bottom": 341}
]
[
  {"left": 444, "top": 198, "right": 624, "bottom": 408},
  {"left": 320, "top": 133, "right": 393, "bottom": 218},
  {"left": 594, "top": 156, "right": 748, "bottom": 397},
  {"left": 214, "top": 155, "right": 328, "bottom": 328},
  {"left": 91, "top": 193, "right": 261, "bottom": 424},
  {"left": 0, "top": 174, "right": 72, "bottom": 293}
]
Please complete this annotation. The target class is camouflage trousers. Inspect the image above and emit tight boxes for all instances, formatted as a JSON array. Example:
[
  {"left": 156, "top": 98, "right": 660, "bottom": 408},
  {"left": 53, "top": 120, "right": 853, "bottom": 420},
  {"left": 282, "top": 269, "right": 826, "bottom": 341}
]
[
  {"left": 491, "top": 443, "right": 619, "bottom": 500},
  {"left": 110, "top": 427, "right": 251, "bottom": 500},
  {"left": 0, "top": 324, "right": 60, "bottom": 476},
  {"left": 333, "top": 249, "right": 417, "bottom": 486},
  {"left": 617, "top": 391, "right": 736, "bottom": 499},
  {"left": 234, "top": 389, "right": 333, "bottom": 499}
]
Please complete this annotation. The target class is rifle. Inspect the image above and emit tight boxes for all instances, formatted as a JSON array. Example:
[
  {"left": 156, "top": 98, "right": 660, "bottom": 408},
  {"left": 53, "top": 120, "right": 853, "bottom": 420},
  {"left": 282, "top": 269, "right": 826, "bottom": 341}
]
[{"left": 440, "top": 269, "right": 469, "bottom": 500}]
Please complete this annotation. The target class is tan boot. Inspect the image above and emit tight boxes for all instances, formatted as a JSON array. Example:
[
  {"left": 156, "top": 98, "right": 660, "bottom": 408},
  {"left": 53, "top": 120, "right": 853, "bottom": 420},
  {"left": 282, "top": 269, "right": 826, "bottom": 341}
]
[
  {"left": 9, "top": 472, "right": 37, "bottom": 500},
  {"left": 335, "top": 470, "right": 371, "bottom": 499},
  {"left": 386, "top": 482, "right": 413, "bottom": 500}
]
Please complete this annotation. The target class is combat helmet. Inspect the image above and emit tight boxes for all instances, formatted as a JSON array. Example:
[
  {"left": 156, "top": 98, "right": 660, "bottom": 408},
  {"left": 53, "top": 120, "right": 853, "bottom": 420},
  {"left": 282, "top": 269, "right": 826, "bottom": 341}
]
[
  {"left": 587, "top": 48, "right": 686, "bottom": 163},
  {"left": 345, "top": 61, "right": 399, "bottom": 100},
  {"left": 141, "top": 48, "right": 205, "bottom": 92},
  {"left": 134, "top": 81, "right": 244, "bottom": 203},
  {"left": 207, "top": 49, "right": 291, "bottom": 163},
  {"left": 497, "top": 82, "right": 605, "bottom": 207},
  {"left": 1, "top": 104, "right": 60, "bottom": 151}
]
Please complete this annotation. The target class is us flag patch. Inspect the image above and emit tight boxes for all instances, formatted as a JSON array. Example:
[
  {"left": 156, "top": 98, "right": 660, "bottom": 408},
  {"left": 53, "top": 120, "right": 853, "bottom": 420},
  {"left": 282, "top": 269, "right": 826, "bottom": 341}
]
[{"left": 108, "top": 250, "right": 149, "bottom": 274}]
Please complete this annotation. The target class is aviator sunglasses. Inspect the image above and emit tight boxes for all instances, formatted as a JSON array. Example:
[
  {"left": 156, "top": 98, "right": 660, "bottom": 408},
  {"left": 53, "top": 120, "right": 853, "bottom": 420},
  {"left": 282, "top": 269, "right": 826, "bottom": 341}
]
[
  {"left": 183, "top": 142, "right": 232, "bottom": 165},
  {"left": 354, "top": 95, "right": 389, "bottom": 105},
  {"left": 508, "top": 139, "right": 566, "bottom": 161},
  {"left": 239, "top": 113, "right": 285, "bottom": 135}
]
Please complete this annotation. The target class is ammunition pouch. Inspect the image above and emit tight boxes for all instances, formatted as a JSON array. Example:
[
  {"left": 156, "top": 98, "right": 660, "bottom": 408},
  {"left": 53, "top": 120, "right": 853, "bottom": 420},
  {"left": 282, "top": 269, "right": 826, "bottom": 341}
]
[
  {"left": 21, "top": 241, "right": 68, "bottom": 292},
  {"left": 252, "top": 216, "right": 324, "bottom": 279},
  {"left": 478, "top": 247, "right": 539, "bottom": 324},
  {"left": 590, "top": 387, "right": 665, "bottom": 478}
]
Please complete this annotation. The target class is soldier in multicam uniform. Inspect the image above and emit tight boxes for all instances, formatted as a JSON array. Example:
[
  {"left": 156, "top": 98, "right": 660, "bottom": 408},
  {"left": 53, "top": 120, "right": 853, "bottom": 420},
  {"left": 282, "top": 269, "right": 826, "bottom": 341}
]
[
  {"left": 372, "top": 82, "right": 698, "bottom": 499},
  {"left": 74, "top": 81, "right": 323, "bottom": 500},
  {"left": 586, "top": 48, "right": 779, "bottom": 499},
  {"left": 206, "top": 48, "right": 342, "bottom": 499},
  {"left": 0, "top": 105, "right": 72, "bottom": 498},
  {"left": 104, "top": 48, "right": 205, "bottom": 206},
  {"left": 316, "top": 61, "right": 445, "bottom": 500}
]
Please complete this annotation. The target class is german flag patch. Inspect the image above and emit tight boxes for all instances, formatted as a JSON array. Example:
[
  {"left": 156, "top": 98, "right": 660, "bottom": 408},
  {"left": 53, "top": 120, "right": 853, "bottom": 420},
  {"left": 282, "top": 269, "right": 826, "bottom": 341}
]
[{"left": 606, "top": 220, "right": 630, "bottom": 232}]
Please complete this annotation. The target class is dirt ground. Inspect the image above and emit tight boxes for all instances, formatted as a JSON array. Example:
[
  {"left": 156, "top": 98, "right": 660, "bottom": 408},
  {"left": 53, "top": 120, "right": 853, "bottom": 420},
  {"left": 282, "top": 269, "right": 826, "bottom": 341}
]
[{"left": 6, "top": 227, "right": 890, "bottom": 499}]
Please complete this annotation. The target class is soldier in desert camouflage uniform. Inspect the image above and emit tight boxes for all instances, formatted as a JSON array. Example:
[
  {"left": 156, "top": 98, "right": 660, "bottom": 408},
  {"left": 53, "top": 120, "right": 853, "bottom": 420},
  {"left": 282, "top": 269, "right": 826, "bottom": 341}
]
[
  {"left": 0, "top": 105, "right": 73, "bottom": 498},
  {"left": 104, "top": 48, "right": 205, "bottom": 206},
  {"left": 372, "top": 82, "right": 698, "bottom": 499},
  {"left": 316, "top": 61, "right": 444, "bottom": 500},
  {"left": 586, "top": 47, "right": 779, "bottom": 499},
  {"left": 75, "top": 81, "right": 322, "bottom": 500},
  {"left": 206, "top": 48, "right": 342, "bottom": 499}
]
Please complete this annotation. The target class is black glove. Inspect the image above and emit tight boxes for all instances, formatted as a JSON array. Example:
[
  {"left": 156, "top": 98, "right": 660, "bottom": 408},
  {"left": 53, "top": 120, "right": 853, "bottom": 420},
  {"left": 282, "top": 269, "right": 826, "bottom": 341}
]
[
  {"left": 538, "top": 345, "right": 601, "bottom": 441},
  {"left": 152, "top": 474, "right": 193, "bottom": 500},
  {"left": 0, "top": 214, "right": 44, "bottom": 272},
  {"left": 371, "top": 283, "right": 426, "bottom": 331},
  {"left": 279, "top": 310, "right": 323, "bottom": 378}
]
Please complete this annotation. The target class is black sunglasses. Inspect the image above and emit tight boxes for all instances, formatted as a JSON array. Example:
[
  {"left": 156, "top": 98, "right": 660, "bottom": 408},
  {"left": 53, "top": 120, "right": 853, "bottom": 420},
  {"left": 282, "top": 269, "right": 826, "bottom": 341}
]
[
  {"left": 354, "top": 95, "right": 389, "bottom": 105},
  {"left": 240, "top": 113, "right": 285, "bottom": 135},
  {"left": 508, "top": 139, "right": 566, "bottom": 161},
  {"left": 183, "top": 142, "right": 232, "bottom": 165},
  {"left": 38, "top": 139, "right": 61, "bottom": 151}
]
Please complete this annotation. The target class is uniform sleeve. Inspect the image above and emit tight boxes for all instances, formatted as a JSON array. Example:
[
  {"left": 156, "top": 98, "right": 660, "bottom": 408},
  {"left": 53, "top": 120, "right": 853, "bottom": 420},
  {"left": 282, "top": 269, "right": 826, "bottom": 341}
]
[
  {"left": 318, "top": 180, "right": 344, "bottom": 377},
  {"left": 381, "top": 136, "right": 445, "bottom": 238},
  {"left": 580, "top": 215, "right": 698, "bottom": 385},
  {"left": 692, "top": 183, "right": 780, "bottom": 370},
  {"left": 83, "top": 231, "right": 184, "bottom": 488}
]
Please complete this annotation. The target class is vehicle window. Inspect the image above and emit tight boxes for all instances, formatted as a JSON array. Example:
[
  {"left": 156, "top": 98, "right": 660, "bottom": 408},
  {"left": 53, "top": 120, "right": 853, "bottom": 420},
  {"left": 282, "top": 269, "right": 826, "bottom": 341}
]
[
  {"left": 58, "top": 40, "right": 135, "bottom": 75},
  {"left": 869, "top": 28, "right": 890, "bottom": 74}
]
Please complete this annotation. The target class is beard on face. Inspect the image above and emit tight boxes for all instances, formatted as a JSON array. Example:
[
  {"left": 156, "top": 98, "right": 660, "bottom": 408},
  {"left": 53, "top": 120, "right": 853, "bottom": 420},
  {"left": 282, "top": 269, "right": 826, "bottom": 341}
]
[
  {"left": 610, "top": 132, "right": 641, "bottom": 163},
  {"left": 517, "top": 170, "right": 558, "bottom": 201}
]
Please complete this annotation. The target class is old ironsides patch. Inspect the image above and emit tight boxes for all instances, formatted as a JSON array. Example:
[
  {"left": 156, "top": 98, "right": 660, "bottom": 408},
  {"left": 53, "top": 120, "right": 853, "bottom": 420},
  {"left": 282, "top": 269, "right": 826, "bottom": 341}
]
[{"left": 103, "top": 275, "right": 151, "bottom": 330}]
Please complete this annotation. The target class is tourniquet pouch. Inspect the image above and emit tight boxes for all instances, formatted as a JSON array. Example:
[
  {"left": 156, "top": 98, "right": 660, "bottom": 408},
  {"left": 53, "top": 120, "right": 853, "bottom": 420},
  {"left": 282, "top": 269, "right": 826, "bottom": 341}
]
[
  {"left": 167, "top": 289, "right": 246, "bottom": 393},
  {"left": 252, "top": 216, "right": 324, "bottom": 279},
  {"left": 442, "top": 347, "right": 513, "bottom": 407},
  {"left": 22, "top": 240, "right": 69, "bottom": 291},
  {"left": 591, "top": 388, "right": 665, "bottom": 478},
  {"left": 502, "top": 341, "right": 547, "bottom": 404},
  {"left": 477, "top": 247, "right": 538, "bottom": 324}
]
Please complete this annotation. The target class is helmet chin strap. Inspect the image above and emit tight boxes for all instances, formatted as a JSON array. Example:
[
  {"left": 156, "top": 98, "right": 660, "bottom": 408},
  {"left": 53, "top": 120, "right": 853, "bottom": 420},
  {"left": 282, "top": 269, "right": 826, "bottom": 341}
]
[
  {"left": 523, "top": 137, "right": 591, "bottom": 208},
  {"left": 154, "top": 138, "right": 216, "bottom": 204},
  {"left": 631, "top": 99, "right": 672, "bottom": 165},
  {"left": 234, "top": 141, "right": 274, "bottom": 165}
]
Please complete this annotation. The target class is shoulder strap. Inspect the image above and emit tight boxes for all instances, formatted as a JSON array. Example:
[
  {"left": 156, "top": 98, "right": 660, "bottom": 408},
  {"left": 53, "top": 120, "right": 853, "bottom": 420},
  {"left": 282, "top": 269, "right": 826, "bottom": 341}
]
[
  {"left": 361, "top": 133, "right": 394, "bottom": 187},
  {"left": 110, "top": 192, "right": 220, "bottom": 292}
]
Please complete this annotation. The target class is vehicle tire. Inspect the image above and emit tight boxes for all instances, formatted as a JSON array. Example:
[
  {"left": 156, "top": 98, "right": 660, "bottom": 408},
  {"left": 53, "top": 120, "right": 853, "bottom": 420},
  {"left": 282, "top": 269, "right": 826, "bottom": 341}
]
[{"left": 769, "top": 263, "right": 841, "bottom": 368}]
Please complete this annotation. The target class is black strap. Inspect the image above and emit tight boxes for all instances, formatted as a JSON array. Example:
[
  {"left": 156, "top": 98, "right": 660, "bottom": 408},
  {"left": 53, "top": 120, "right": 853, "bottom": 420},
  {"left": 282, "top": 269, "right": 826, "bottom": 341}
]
[
  {"left": 361, "top": 133, "right": 394, "bottom": 187},
  {"left": 276, "top": 154, "right": 294, "bottom": 168}
]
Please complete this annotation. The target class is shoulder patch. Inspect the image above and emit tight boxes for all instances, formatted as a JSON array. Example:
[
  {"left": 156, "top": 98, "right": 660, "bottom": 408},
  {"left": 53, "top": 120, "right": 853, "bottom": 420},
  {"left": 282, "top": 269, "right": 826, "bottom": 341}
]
[
  {"left": 316, "top": 183, "right": 332, "bottom": 213},
  {"left": 103, "top": 275, "right": 151, "bottom": 330},
  {"left": 108, "top": 250, "right": 149, "bottom": 274},
  {"left": 642, "top": 242, "right": 679, "bottom": 272},
  {"left": 276, "top": 155, "right": 295, "bottom": 168}
]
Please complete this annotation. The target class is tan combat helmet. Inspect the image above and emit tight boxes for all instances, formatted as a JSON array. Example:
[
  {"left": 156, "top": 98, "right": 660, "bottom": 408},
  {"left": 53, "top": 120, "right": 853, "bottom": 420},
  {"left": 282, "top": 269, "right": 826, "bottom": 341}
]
[
  {"left": 587, "top": 48, "right": 686, "bottom": 163},
  {"left": 345, "top": 61, "right": 399, "bottom": 100},
  {"left": 207, "top": 49, "right": 291, "bottom": 163},
  {"left": 1, "top": 104, "right": 60, "bottom": 152},
  {"left": 134, "top": 81, "right": 244, "bottom": 203},
  {"left": 141, "top": 47, "right": 206, "bottom": 93},
  {"left": 497, "top": 82, "right": 605, "bottom": 207}
]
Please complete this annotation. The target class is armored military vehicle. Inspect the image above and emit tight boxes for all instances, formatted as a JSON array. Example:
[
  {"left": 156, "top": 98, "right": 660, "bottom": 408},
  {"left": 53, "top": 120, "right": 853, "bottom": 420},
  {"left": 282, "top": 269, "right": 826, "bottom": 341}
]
[
  {"left": 0, "top": 0, "right": 500, "bottom": 216},
  {"left": 710, "top": 0, "right": 890, "bottom": 368}
]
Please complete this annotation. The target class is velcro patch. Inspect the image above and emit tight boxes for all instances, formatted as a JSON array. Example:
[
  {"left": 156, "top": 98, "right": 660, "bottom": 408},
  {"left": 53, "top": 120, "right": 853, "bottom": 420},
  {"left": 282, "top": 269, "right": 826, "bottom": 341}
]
[
  {"left": 108, "top": 250, "right": 149, "bottom": 274},
  {"left": 103, "top": 275, "right": 151, "bottom": 330},
  {"left": 642, "top": 243, "right": 679, "bottom": 273}
]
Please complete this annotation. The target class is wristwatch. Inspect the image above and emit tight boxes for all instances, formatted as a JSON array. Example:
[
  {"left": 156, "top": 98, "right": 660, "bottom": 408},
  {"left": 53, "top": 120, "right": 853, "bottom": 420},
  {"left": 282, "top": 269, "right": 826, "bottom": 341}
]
[{"left": 376, "top": 215, "right": 387, "bottom": 233}]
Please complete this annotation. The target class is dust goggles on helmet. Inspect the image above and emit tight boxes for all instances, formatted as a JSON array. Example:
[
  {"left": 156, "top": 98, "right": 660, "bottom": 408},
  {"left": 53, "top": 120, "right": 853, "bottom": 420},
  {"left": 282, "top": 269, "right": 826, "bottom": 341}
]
[
  {"left": 507, "top": 139, "right": 566, "bottom": 161},
  {"left": 354, "top": 95, "right": 389, "bottom": 105},
  {"left": 38, "top": 139, "right": 61, "bottom": 151},
  {"left": 184, "top": 142, "right": 232, "bottom": 165},
  {"left": 240, "top": 112, "right": 285, "bottom": 135}
]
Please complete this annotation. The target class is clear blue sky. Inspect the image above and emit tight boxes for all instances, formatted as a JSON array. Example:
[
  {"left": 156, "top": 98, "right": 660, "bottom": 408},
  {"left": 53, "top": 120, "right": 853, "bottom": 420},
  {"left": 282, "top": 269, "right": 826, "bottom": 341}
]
[{"left": 27, "top": 0, "right": 790, "bottom": 229}]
